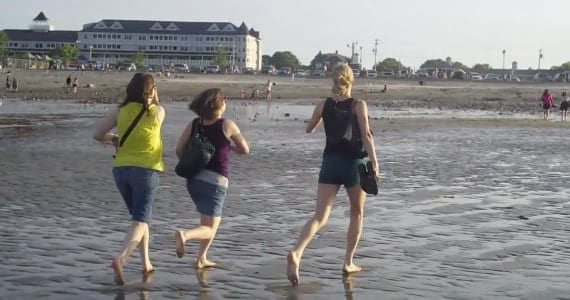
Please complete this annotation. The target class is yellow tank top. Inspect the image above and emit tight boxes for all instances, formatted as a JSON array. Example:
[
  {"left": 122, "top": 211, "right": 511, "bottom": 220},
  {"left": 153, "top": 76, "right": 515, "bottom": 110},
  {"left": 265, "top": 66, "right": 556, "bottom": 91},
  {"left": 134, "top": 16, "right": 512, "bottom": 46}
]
[{"left": 113, "top": 102, "right": 165, "bottom": 172}]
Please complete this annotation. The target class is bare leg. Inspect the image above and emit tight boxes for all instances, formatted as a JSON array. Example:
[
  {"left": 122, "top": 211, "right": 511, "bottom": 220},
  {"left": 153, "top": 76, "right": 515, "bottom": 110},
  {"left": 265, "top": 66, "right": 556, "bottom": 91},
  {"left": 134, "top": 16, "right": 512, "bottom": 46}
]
[
  {"left": 112, "top": 221, "right": 148, "bottom": 285},
  {"left": 175, "top": 215, "right": 221, "bottom": 268},
  {"left": 287, "top": 184, "right": 339, "bottom": 286},
  {"left": 343, "top": 186, "right": 366, "bottom": 274},
  {"left": 196, "top": 215, "right": 221, "bottom": 268},
  {"left": 138, "top": 224, "right": 153, "bottom": 273}
]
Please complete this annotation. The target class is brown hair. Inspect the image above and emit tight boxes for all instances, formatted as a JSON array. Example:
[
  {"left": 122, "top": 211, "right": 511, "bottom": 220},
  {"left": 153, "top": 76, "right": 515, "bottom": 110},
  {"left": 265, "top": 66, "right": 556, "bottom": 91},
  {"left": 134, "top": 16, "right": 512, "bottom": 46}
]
[
  {"left": 189, "top": 88, "right": 226, "bottom": 120},
  {"left": 119, "top": 72, "right": 155, "bottom": 114}
]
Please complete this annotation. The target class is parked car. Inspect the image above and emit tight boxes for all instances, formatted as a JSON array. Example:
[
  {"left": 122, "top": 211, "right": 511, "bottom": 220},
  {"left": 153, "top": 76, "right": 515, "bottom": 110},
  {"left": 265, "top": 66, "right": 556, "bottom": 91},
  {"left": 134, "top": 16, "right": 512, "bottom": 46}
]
[
  {"left": 311, "top": 69, "right": 325, "bottom": 77},
  {"left": 364, "top": 69, "right": 378, "bottom": 78},
  {"left": 279, "top": 67, "right": 292, "bottom": 76},
  {"left": 244, "top": 67, "right": 257, "bottom": 75},
  {"left": 484, "top": 73, "right": 501, "bottom": 81},
  {"left": 381, "top": 71, "right": 395, "bottom": 77},
  {"left": 206, "top": 65, "right": 220, "bottom": 73},
  {"left": 173, "top": 63, "right": 189, "bottom": 73},
  {"left": 470, "top": 73, "right": 483, "bottom": 80},
  {"left": 118, "top": 62, "right": 137, "bottom": 71},
  {"left": 352, "top": 69, "right": 360, "bottom": 78}
]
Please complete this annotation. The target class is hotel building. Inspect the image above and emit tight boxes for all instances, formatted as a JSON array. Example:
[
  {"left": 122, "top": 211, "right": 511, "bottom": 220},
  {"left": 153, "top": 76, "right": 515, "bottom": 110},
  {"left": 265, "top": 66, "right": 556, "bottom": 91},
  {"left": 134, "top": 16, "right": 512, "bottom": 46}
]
[{"left": 3, "top": 12, "right": 263, "bottom": 71}]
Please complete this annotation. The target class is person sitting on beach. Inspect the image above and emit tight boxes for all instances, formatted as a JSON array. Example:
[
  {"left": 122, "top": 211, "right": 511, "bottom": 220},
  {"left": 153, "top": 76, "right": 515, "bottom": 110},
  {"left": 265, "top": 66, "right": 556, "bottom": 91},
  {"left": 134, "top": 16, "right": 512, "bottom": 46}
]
[
  {"left": 541, "top": 89, "right": 554, "bottom": 120},
  {"left": 286, "top": 63, "right": 380, "bottom": 286},
  {"left": 174, "top": 88, "right": 249, "bottom": 269},
  {"left": 560, "top": 92, "right": 569, "bottom": 121},
  {"left": 92, "top": 72, "right": 165, "bottom": 285}
]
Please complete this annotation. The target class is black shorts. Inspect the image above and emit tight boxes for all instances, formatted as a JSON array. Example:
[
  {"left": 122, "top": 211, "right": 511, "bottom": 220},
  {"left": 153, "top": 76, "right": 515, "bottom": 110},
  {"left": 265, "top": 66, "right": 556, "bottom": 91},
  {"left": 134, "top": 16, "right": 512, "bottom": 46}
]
[{"left": 543, "top": 103, "right": 551, "bottom": 110}]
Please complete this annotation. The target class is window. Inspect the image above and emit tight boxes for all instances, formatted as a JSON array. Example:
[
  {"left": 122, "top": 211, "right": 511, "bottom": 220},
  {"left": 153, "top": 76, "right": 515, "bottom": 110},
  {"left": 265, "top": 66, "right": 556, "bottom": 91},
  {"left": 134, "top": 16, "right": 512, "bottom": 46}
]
[{"left": 150, "top": 36, "right": 153, "bottom": 40}]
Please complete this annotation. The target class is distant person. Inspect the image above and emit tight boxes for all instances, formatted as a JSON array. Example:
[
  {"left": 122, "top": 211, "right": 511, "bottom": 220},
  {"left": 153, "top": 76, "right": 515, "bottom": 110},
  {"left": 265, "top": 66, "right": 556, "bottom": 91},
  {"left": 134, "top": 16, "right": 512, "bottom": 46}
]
[
  {"left": 560, "top": 92, "right": 569, "bottom": 121},
  {"left": 266, "top": 80, "right": 274, "bottom": 100},
  {"left": 5, "top": 73, "right": 11, "bottom": 92},
  {"left": 286, "top": 63, "right": 380, "bottom": 286},
  {"left": 72, "top": 77, "right": 79, "bottom": 94},
  {"left": 541, "top": 89, "right": 554, "bottom": 120},
  {"left": 11, "top": 77, "right": 18, "bottom": 92},
  {"left": 174, "top": 88, "right": 249, "bottom": 268},
  {"left": 92, "top": 73, "right": 165, "bottom": 285},
  {"left": 66, "top": 75, "right": 72, "bottom": 93}
]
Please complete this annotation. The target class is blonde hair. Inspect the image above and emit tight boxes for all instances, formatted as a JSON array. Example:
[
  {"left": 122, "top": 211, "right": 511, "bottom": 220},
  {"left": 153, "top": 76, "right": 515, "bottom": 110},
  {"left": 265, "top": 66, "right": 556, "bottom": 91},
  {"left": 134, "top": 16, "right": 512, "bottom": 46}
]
[{"left": 332, "top": 64, "right": 354, "bottom": 96}]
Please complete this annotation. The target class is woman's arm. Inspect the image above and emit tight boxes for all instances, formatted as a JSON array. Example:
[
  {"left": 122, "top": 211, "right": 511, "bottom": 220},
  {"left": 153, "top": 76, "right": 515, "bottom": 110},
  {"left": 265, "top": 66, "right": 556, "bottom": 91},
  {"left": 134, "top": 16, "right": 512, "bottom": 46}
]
[
  {"left": 355, "top": 100, "right": 380, "bottom": 178},
  {"left": 306, "top": 100, "right": 325, "bottom": 133},
  {"left": 175, "top": 121, "right": 193, "bottom": 159},
  {"left": 224, "top": 119, "right": 249, "bottom": 155},
  {"left": 93, "top": 109, "right": 119, "bottom": 146}
]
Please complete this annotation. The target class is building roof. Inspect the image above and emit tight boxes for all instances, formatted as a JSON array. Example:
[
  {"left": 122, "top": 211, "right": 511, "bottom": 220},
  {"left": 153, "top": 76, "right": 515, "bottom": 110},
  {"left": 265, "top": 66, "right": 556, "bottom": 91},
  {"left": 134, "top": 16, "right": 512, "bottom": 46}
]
[
  {"left": 81, "top": 19, "right": 260, "bottom": 38},
  {"left": 4, "top": 29, "right": 77, "bottom": 42},
  {"left": 33, "top": 12, "right": 48, "bottom": 21}
]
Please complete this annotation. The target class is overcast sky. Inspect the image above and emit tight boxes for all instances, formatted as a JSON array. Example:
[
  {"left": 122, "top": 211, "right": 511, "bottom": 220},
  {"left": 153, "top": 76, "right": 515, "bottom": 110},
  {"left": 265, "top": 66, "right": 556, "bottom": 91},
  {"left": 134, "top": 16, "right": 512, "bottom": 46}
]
[{"left": 0, "top": 0, "right": 566, "bottom": 70}]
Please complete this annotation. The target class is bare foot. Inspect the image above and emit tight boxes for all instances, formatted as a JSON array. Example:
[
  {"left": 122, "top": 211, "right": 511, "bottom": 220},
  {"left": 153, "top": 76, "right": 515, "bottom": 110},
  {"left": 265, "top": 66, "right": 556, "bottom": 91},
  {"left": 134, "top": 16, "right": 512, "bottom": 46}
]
[
  {"left": 287, "top": 252, "right": 300, "bottom": 287},
  {"left": 175, "top": 230, "right": 185, "bottom": 258},
  {"left": 343, "top": 263, "right": 362, "bottom": 274},
  {"left": 111, "top": 259, "right": 125, "bottom": 286},
  {"left": 195, "top": 258, "right": 217, "bottom": 269},
  {"left": 142, "top": 268, "right": 154, "bottom": 284}
]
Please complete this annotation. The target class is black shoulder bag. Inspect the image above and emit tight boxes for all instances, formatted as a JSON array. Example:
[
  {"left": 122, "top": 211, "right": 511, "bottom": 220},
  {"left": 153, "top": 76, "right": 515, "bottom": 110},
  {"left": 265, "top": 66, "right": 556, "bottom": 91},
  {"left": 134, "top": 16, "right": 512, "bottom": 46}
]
[
  {"left": 175, "top": 118, "right": 216, "bottom": 178},
  {"left": 113, "top": 106, "right": 145, "bottom": 158}
]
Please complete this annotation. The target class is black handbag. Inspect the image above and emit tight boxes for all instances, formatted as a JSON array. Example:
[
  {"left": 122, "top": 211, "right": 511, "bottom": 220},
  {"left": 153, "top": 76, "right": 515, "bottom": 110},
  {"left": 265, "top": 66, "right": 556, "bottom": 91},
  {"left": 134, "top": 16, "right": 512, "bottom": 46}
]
[{"left": 175, "top": 118, "right": 216, "bottom": 178}]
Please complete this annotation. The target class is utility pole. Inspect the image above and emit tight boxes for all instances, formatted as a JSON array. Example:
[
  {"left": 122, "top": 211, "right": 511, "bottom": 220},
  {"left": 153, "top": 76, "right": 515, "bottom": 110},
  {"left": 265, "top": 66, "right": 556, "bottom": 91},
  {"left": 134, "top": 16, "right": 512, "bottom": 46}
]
[
  {"left": 502, "top": 49, "right": 506, "bottom": 70},
  {"left": 537, "top": 49, "right": 543, "bottom": 70},
  {"left": 372, "top": 38, "right": 380, "bottom": 68}
]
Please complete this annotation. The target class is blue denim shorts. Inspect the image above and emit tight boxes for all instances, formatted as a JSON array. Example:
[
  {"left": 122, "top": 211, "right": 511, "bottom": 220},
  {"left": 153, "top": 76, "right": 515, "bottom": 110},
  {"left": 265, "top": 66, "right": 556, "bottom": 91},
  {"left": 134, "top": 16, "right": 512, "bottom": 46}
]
[
  {"left": 318, "top": 153, "right": 364, "bottom": 188},
  {"left": 113, "top": 167, "right": 160, "bottom": 223},
  {"left": 186, "top": 179, "right": 227, "bottom": 217}
]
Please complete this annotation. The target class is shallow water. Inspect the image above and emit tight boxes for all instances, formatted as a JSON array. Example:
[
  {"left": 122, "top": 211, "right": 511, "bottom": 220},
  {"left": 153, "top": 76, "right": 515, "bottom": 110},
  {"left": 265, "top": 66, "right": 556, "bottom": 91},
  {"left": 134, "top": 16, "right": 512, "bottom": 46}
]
[{"left": 1, "top": 101, "right": 570, "bottom": 299}]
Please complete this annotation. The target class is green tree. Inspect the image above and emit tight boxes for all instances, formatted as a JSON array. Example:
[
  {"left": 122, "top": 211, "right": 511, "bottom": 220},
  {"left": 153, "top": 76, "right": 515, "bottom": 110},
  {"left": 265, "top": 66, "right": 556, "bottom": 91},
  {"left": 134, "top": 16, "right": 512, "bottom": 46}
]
[
  {"left": 271, "top": 51, "right": 300, "bottom": 69},
  {"left": 54, "top": 44, "right": 78, "bottom": 64},
  {"left": 376, "top": 57, "right": 404, "bottom": 71},
  {"left": 131, "top": 51, "right": 146, "bottom": 68},
  {"left": 452, "top": 61, "right": 469, "bottom": 71},
  {"left": 552, "top": 61, "right": 570, "bottom": 71},
  {"left": 262, "top": 55, "right": 272, "bottom": 66},
  {"left": 472, "top": 63, "right": 492, "bottom": 73},
  {"left": 420, "top": 58, "right": 447, "bottom": 69},
  {"left": 0, "top": 31, "right": 8, "bottom": 58},
  {"left": 215, "top": 47, "right": 228, "bottom": 69}
]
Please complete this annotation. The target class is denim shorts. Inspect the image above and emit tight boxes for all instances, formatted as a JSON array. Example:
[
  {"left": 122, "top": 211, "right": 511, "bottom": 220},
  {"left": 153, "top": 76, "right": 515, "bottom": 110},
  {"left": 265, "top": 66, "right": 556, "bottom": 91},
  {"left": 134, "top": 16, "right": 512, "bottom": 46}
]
[
  {"left": 318, "top": 153, "right": 364, "bottom": 188},
  {"left": 186, "top": 179, "right": 227, "bottom": 217},
  {"left": 113, "top": 167, "right": 160, "bottom": 223}
]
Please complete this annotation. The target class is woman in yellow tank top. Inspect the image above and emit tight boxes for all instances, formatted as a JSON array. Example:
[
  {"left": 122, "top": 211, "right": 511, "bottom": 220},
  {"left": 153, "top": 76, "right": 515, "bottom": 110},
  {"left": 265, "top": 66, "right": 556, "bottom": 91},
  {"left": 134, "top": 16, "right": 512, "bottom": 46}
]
[{"left": 93, "top": 73, "right": 165, "bottom": 285}]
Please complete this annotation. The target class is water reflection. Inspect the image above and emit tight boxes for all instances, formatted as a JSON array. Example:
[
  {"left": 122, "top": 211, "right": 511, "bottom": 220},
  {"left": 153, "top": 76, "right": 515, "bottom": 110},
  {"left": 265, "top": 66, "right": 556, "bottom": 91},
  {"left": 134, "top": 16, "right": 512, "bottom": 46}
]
[{"left": 113, "top": 271, "right": 153, "bottom": 300}]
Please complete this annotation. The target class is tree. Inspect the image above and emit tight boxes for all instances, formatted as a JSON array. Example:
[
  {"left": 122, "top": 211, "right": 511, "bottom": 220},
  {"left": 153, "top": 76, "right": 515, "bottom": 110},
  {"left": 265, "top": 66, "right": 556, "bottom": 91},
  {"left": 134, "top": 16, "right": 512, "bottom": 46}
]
[
  {"left": 420, "top": 58, "right": 447, "bottom": 69},
  {"left": 472, "top": 63, "right": 492, "bottom": 73},
  {"left": 53, "top": 44, "right": 78, "bottom": 64},
  {"left": 262, "top": 55, "right": 272, "bottom": 66},
  {"left": 131, "top": 51, "right": 146, "bottom": 68},
  {"left": 0, "top": 31, "right": 8, "bottom": 59},
  {"left": 215, "top": 47, "right": 228, "bottom": 69},
  {"left": 452, "top": 61, "right": 469, "bottom": 71},
  {"left": 552, "top": 61, "right": 570, "bottom": 71},
  {"left": 271, "top": 51, "right": 300, "bottom": 69},
  {"left": 376, "top": 57, "right": 404, "bottom": 71}
]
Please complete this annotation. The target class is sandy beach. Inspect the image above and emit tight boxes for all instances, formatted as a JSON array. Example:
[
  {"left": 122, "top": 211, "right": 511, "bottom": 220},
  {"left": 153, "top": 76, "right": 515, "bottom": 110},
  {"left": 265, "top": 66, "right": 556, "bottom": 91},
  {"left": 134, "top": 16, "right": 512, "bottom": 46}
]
[{"left": 1, "top": 71, "right": 570, "bottom": 299}]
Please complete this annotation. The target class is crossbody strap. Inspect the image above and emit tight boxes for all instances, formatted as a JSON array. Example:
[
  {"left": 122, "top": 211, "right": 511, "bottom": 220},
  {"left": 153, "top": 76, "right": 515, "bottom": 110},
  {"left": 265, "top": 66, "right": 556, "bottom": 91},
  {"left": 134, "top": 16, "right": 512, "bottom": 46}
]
[{"left": 119, "top": 106, "right": 146, "bottom": 147}]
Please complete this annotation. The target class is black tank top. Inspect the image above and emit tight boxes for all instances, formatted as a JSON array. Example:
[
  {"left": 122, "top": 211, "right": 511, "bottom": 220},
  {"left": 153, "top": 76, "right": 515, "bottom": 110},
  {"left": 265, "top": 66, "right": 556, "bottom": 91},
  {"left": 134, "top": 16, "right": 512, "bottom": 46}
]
[{"left": 322, "top": 98, "right": 367, "bottom": 158}]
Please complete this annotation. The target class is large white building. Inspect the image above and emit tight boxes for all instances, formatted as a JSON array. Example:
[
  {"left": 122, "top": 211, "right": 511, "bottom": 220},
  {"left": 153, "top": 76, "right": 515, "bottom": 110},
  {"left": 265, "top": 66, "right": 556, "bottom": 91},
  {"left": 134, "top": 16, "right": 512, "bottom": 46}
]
[{"left": 4, "top": 12, "right": 263, "bottom": 71}]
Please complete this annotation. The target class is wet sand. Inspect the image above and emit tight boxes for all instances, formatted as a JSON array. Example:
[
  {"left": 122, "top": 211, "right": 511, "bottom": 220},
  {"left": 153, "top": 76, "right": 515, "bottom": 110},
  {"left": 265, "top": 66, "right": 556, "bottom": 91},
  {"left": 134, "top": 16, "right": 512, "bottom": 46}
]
[{"left": 2, "top": 97, "right": 570, "bottom": 298}]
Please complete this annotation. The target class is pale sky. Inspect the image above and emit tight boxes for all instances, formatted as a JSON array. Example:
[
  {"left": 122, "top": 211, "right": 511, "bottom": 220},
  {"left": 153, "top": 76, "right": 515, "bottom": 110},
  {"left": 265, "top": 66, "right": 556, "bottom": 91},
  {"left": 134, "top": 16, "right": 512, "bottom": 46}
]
[{"left": 0, "top": 0, "right": 566, "bottom": 70}]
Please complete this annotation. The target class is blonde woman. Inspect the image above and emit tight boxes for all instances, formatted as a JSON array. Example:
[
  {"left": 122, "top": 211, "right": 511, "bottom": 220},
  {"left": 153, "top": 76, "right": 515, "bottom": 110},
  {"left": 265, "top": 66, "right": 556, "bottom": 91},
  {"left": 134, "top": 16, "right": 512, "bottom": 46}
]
[
  {"left": 93, "top": 72, "right": 165, "bottom": 285},
  {"left": 286, "top": 64, "right": 379, "bottom": 286},
  {"left": 175, "top": 88, "right": 249, "bottom": 268}
]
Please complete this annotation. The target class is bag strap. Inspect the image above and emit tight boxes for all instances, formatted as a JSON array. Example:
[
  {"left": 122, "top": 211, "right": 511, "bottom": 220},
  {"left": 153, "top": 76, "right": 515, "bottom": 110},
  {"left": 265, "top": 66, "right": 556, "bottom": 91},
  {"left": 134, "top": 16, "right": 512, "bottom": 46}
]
[{"left": 119, "top": 106, "right": 146, "bottom": 147}]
